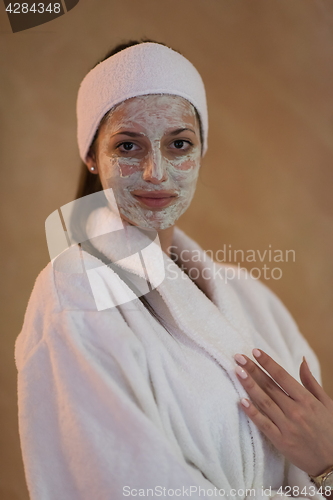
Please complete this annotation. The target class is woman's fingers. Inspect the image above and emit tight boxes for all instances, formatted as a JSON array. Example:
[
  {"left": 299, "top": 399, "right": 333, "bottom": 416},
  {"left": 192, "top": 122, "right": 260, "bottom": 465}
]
[
  {"left": 234, "top": 364, "right": 284, "bottom": 445},
  {"left": 234, "top": 352, "right": 291, "bottom": 409},
  {"left": 234, "top": 361, "right": 287, "bottom": 424},
  {"left": 234, "top": 349, "right": 333, "bottom": 475},
  {"left": 248, "top": 349, "right": 310, "bottom": 402},
  {"left": 233, "top": 350, "right": 307, "bottom": 432},
  {"left": 300, "top": 357, "right": 333, "bottom": 411},
  {"left": 252, "top": 349, "right": 333, "bottom": 410},
  {"left": 239, "top": 394, "right": 282, "bottom": 444}
]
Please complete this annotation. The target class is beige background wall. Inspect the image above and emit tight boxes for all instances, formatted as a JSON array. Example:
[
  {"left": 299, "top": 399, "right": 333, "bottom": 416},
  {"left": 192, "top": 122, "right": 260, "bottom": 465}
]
[{"left": 1, "top": 0, "right": 333, "bottom": 498}]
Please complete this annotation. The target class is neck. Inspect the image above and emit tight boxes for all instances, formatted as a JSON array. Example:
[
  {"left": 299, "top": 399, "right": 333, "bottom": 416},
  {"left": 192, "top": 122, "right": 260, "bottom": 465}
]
[
  {"left": 119, "top": 213, "right": 175, "bottom": 258},
  {"left": 157, "top": 225, "right": 175, "bottom": 258}
]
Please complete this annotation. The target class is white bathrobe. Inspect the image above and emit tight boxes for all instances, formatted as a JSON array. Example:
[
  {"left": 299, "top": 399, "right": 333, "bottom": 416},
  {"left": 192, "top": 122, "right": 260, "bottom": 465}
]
[{"left": 15, "top": 207, "right": 325, "bottom": 500}]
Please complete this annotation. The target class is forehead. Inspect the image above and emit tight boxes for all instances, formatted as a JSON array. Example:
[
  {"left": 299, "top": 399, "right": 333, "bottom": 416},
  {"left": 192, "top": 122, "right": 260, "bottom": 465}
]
[{"left": 104, "top": 94, "right": 198, "bottom": 130}]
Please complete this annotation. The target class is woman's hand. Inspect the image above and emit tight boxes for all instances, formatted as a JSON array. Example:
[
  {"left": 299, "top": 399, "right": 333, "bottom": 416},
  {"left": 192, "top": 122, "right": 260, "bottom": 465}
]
[{"left": 234, "top": 349, "right": 333, "bottom": 477}]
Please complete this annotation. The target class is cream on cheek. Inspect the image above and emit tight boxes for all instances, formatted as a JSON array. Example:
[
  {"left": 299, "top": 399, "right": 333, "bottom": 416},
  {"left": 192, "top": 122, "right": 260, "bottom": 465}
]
[{"left": 98, "top": 96, "right": 201, "bottom": 230}]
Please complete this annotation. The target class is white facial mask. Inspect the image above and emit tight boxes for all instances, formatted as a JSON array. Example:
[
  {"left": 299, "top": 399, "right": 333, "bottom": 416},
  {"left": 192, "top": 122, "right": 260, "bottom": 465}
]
[{"left": 96, "top": 95, "right": 201, "bottom": 231}]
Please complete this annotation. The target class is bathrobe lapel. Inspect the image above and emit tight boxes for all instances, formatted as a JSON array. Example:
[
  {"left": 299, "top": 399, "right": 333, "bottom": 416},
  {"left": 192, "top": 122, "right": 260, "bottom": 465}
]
[
  {"left": 84, "top": 208, "right": 251, "bottom": 364},
  {"left": 83, "top": 206, "right": 288, "bottom": 377}
]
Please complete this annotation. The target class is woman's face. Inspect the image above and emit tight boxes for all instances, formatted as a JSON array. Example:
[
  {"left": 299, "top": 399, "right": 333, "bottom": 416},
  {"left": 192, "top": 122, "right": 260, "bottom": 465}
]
[{"left": 87, "top": 94, "right": 202, "bottom": 231}]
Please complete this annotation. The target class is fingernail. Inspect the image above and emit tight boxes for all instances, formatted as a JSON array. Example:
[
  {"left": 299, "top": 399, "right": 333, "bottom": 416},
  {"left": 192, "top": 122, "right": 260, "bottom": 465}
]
[
  {"left": 303, "top": 356, "right": 311, "bottom": 373},
  {"left": 241, "top": 398, "right": 250, "bottom": 408},
  {"left": 253, "top": 348, "right": 261, "bottom": 358},
  {"left": 235, "top": 365, "right": 248, "bottom": 379},
  {"left": 234, "top": 353, "right": 247, "bottom": 365}
]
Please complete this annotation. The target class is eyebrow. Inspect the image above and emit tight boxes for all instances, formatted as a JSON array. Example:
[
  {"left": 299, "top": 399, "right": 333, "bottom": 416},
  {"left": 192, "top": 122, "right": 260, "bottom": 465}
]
[
  {"left": 111, "top": 127, "right": 196, "bottom": 138},
  {"left": 168, "top": 127, "right": 196, "bottom": 136},
  {"left": 112, "top": 131, "right": 144, "bottom": 138}
]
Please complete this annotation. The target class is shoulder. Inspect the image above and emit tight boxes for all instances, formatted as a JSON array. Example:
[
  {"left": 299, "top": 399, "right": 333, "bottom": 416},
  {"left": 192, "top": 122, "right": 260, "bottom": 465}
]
[
  {"left": 212, "top": 262, "right": 322, "bottom": 383},
  {"left": 15, "top": 245, "right": 136, "bottom": 371},
  {"left": 213, "top": 262, "right": 293, "bottom": 323},
  {"left": 24, "top": 245, "right": 100, "bottom": 314}
]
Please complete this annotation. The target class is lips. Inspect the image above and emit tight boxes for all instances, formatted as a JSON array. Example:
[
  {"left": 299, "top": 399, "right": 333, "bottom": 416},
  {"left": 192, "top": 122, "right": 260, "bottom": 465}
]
[{"left": 131, "top": 190, "right": 178, "bottom": 208}]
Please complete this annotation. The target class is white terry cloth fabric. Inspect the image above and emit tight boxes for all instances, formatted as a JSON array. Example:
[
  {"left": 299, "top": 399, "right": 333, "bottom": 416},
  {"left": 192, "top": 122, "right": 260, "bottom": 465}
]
[
  {"left": 15, "top": 206, "right": 325, "bottom": 500},
  {"left": 76, "top": 42, "right": 208, "bottom": 162}
]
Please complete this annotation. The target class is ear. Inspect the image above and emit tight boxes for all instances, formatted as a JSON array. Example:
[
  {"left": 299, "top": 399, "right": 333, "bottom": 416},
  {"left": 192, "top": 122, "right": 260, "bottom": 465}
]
[{"left": 85, "top": 147, "right": 98, "bottom": 174}]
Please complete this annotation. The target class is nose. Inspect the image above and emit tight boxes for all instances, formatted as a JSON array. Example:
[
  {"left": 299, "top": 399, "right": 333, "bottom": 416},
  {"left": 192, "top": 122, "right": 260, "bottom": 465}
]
[{"left": 142, "top": 142, "right": 168, "bottom": 184}]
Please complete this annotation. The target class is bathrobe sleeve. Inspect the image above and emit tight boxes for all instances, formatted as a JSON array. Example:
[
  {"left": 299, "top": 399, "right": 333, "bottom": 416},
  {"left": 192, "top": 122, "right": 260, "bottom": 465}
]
[{"left": 15, "top": 264, "right": 217, "bottom": 500}]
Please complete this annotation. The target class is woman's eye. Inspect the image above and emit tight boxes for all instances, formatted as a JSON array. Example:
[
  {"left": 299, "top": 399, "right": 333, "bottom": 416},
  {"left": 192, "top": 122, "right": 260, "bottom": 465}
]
[
  {"left": 118, "top": 142, "right": 138, "bottom": 152},
  {"left": 171, "top": 140, "right": 192, "bottom": 150}
]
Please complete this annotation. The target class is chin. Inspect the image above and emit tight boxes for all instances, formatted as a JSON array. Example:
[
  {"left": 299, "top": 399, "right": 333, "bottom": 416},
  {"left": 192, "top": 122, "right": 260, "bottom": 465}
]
[{"left": 119, "top": 207, "right": 180, "bottom": 231}]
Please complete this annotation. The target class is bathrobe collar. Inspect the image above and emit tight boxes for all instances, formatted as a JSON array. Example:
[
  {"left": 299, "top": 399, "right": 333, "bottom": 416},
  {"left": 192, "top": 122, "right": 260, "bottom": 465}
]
[{"left": 83, "top": 206, "right": 261, "bottom": 372}]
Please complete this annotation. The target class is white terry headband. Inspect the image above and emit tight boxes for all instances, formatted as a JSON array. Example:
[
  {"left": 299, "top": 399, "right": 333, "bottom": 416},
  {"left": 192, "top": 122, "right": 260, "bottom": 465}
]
[{"left": 76, "top": 42, "right": 208, "bottom": 162}]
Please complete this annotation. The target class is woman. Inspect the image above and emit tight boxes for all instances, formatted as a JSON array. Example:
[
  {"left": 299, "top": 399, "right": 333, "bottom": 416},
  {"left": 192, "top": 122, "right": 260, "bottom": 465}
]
[{"left": 16, "top": 40, "right": 333, "bottom": 500}]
